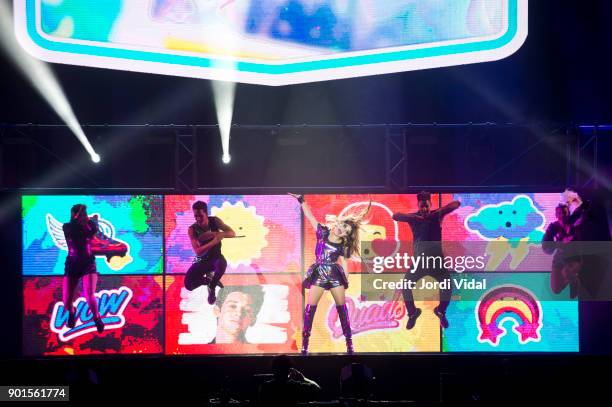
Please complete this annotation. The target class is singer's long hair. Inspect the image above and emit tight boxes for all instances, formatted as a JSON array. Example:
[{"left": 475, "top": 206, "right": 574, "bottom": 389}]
[{"left": 325, "top": 201, "right": 372, "bottom": 257}]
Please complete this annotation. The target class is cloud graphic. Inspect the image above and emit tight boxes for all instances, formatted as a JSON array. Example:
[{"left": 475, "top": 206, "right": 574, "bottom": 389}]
[{"left": 465, "top": 195, "right": 545, "bottom": 243}]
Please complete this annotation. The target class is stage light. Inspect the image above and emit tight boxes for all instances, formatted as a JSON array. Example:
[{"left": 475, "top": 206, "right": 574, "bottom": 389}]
[
  {"left": 0, "top": 2, "right": 99, "bottom": 163},
  {"left": 211, "top": 80, "right": 236, "bottom": 166}
]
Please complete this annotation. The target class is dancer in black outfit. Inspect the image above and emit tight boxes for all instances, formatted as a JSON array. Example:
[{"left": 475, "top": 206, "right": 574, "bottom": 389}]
[
  {"left": 62, "top": 204, "right": 105, "bottom": 333},
  {"left": 554, "top": 189, "right": 612, "bottom": 299},
  {"left": 185, "top": 201, "right": 235, "bottom": 305},
  {"left": 542, "top": 203, "right": 580, "bottom": 296},
  {"left": 393, "top": 192, "right": 460, "bottom": 329}
]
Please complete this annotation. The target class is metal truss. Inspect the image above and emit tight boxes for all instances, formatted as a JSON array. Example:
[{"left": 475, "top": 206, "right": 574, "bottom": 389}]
[{"left": 1, "top": 123, "right": 608, "bottom": 192}]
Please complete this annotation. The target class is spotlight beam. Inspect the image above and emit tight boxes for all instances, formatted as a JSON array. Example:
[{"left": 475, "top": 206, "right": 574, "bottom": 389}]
[
  {"left": 211, "top": 81, "right": 236, "bottom": 165},
  {"left": 0, "top": 2, "right": 99, "bottom": 162}
]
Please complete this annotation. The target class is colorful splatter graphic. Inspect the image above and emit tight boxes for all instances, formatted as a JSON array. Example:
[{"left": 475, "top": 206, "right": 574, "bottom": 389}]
[
  {"left": 23, "top": 276, "right": 164, "bottom": 356},
  {"left": 41, "top": 0, "right": 122, "bottom": 41},
  {"left": 40, "top": 0, "right": 507, "bottom": 53},
  {"left": 18, "top": 0, "right": 526, "bottom": 85},
  {"left": 164, "top": 195, "right": 301, "bottom": 274}
]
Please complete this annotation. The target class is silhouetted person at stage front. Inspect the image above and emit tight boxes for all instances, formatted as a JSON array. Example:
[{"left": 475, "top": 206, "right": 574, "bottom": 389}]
[
  {"left": 258, "top": 355, "right": 320, "bottom": 407},
  {"left": 65, "top": 364, "right": 99, "bottom": 385},
  {"left": 341, "top": 362, "right": 375, "bottom": 401}
]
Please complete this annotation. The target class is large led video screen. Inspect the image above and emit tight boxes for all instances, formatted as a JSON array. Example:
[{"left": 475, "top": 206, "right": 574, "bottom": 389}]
[
  {"left": 22, "top": 193, "right": 580, "bottom": 356},
  {"left": 14, "top": 0, "right": 528, "bottom": 85}
]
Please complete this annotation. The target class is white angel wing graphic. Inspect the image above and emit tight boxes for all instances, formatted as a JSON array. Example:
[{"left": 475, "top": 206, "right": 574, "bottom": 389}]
[{"left": 45, "top": 214, "right": 67, "bottom": 250}]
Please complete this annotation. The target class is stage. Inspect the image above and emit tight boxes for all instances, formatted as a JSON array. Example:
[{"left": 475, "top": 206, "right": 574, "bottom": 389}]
[{"left": 3, "top": 353, "right": 611, "bottom": 403}]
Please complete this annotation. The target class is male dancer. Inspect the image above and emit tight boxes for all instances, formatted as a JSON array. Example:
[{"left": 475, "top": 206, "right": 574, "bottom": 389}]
[
  {"left": 185, "top": 201, "right": 235, "bottom": 305},
  {"left": 393, "top": 192, "right": 460, "bottom": 329}
]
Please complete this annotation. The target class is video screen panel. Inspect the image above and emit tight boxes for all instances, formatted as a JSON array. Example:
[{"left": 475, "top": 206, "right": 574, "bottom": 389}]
[
  {"left": 14, "top": 0, "right": 528, "bottom": 84},
  {"left": 22, "top": 195, "right": 163, "bottom": 275},
  {"left": 37, "top": 0, "right": 508, "bottom": 54},
  {"left": 442, "top": 274, "right": 579, "bottom": 352},
  {"left": 165, "top": 195, "right": 302, "bottom": 274},
  {"left": 441, "top": 193, "right": 560, "bottom": 272},
  {"left": 23, "top": 275, "right": 164, "bottom": 356},
  {"left": 303, "top": 274, "right": 441, "bottom": 353},
  {"left": 302, "top": 194, "right": 415, "bottom": 274},
  {"left": 165, "top": 274, "right": 303, "bottom": 355}
]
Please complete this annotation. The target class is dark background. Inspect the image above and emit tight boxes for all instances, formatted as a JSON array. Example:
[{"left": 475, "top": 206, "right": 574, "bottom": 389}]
[
  {"left": 1, "top": 1, "right": 612, "bottom": 125},
  {"left": 1, "top": 0, "right": 611, "bottom": 191}
]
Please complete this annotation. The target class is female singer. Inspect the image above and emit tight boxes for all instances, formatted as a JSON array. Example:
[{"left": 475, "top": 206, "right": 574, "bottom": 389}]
[{"left": 290, "top": 193, "right": 369, "bottom": 355}]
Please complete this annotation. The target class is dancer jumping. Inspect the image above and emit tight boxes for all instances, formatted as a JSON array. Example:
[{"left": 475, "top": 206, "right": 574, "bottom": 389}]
[
  {"left": 290, "top": 193, "right": 369, "bottom": 355},
  {"left": 393, "top": 191, "right": 460, "bottom": 330},
  {"left": 185, "top": 201, "right": 235, "bottom": 305},
  {"left": 543, "top": 203, "right": 580, "bottom": 296},
  {"left": 62, "top": 204, "right": 105, "bottom": 333}
]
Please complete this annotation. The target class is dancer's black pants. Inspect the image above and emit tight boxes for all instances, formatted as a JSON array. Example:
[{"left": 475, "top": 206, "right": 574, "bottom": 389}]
[
  {"left": 184, "top": 256, "right": 227, "bottom": 291},
  {"left": 402, "top": 266, "right": 452, "bottom": 315}
]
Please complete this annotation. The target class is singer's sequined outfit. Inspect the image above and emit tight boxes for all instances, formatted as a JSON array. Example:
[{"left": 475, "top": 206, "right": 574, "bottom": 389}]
[
  {"left": 301, "top": 223, "right": 353, "bottom": 355},
  {"left": 303, "top": 224, "right": 349, "bottom": 290}
]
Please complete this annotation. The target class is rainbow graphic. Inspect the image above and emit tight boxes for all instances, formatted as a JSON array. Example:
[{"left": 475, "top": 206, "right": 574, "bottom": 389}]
[{"left": 476, "top": 285, "right": 542, "bottom": 346}]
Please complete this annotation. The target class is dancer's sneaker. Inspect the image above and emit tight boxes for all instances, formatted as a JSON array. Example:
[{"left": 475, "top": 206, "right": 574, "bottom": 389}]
[
  {"left": 405, "top": 308, "right": 422, "bottom": 330},
  {"left": 94, "top": 317, "right": 105, "bottom": 334},
  {"left": 202, "top": 275, "right": 224, "bottom": 289},
  {"left": 207, "top": 285, "right": 217, "bottom": 305},
  {"left": 67, "top": 311, "right": 76, "bottom": 329},
  {"left": 91, "top": 227, "right": 128, "bottom": 259},
  {"left": 433, "top": 306, "right": 449, "bottom": 329}
]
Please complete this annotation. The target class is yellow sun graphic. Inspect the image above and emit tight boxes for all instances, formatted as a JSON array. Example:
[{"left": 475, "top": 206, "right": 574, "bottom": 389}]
[{"left": 211, "top": 201, "right": 269, "bottom": 267}]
